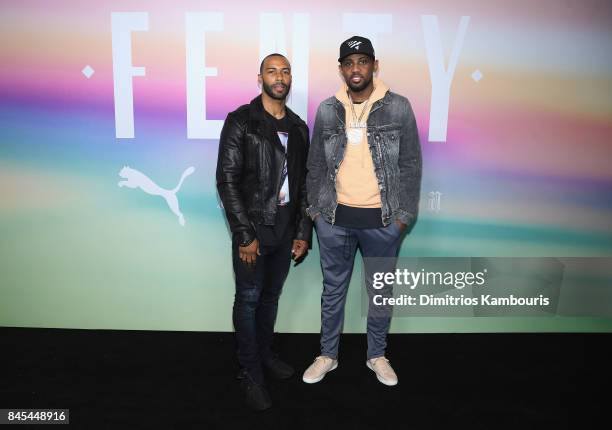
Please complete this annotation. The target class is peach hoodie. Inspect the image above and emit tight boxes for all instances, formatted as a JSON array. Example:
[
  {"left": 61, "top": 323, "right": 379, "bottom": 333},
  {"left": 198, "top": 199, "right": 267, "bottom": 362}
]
[{"left": 335, "top": 77, "right": 389, "bottom": 208}]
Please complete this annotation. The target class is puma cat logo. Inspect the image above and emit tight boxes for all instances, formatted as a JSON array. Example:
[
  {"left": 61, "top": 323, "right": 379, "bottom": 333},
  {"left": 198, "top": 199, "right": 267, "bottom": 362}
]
[{"left": 118, "top": 166, "right": 195, "bottom": 226}]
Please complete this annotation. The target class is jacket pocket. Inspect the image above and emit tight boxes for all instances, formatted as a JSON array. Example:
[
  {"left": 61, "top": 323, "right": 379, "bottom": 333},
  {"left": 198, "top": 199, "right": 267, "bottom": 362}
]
[{"left": 322, "top": 130, "right": 340, "bottom": 171}]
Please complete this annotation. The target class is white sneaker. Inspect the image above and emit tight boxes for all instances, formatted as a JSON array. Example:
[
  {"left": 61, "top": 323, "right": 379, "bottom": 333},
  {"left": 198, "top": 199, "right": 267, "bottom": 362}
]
[
  {"left": 366, "top": 356, "right": 398, "bottom": 386},
  {"left": 302, "top": 356, "right": 338, "bottom": 383}
]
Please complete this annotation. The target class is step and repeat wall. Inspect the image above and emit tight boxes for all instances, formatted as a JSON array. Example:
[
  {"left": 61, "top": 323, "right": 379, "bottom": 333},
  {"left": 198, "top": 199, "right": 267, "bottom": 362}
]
[{"left": 1, "top": 1, "right": 611, "bottom": 332}]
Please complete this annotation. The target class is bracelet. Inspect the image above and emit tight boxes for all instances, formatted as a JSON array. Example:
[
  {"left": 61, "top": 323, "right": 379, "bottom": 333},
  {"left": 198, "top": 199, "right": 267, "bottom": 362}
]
[{"left": 239, "top": 237, "right": 255, "bottom": 247}]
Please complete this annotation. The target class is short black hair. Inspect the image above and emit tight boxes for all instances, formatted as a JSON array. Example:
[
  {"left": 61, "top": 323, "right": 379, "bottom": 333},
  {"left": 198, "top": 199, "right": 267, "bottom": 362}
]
[{"left": 259, "top": 53, "right": 290, "bottom": 74}]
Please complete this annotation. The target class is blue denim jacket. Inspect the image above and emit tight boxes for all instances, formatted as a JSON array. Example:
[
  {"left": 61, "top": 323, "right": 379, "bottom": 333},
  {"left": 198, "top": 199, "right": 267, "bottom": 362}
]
[{"left": 306, "top": 90, "right": 422, "bottom": 227}]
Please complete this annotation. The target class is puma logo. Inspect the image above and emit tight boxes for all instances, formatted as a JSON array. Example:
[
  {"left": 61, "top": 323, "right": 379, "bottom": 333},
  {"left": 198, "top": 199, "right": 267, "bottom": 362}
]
[{"left": 118, "top": 166, "right": 195, "bottom": 226}]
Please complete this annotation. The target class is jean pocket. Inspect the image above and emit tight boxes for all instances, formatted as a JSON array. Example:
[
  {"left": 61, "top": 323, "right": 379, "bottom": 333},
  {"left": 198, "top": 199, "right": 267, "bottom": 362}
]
[{"left": 390, "top": 221, "right": 402, "bottom": 236}]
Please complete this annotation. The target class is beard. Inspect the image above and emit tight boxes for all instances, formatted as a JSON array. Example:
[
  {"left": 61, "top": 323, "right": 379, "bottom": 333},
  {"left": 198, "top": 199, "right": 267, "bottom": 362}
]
[
  {"left": 262, "top": 81, "right": 291, "bottom": 100},
  {"left": 346, "top": 74, "right": 373, "bottom": 93}
]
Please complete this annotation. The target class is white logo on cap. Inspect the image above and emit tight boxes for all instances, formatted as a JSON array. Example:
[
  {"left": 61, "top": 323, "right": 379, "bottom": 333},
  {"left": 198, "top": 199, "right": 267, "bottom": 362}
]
[{"left": 347, "top": 40, "right": 362, "bottom": 50}]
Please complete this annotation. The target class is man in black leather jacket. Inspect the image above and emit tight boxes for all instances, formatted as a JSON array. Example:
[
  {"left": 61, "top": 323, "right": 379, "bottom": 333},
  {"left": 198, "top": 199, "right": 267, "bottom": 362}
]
[{"left": 216, "top": 53, "right": 312, "bottom": 411}]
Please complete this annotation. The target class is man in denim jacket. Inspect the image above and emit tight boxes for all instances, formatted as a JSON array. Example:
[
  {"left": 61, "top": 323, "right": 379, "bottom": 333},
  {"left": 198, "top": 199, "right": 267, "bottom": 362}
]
[{"left": 303, "top": 36, "right": 422, "bottom": 386}]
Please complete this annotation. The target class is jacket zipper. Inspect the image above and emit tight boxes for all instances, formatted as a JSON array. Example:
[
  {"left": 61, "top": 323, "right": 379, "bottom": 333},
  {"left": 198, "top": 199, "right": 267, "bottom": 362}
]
[{"left": 276, "top": 129, "right": 290, "bottom": 206}]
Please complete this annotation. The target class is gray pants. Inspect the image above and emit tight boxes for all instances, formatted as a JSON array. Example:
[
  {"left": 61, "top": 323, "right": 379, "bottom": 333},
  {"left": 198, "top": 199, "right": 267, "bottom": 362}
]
[{"left": 315, "top": 216, "right": 402, "bottom": 360}]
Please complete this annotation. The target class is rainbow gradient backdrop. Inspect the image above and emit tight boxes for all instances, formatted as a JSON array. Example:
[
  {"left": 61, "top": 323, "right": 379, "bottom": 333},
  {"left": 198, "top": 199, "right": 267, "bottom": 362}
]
[{"left": 1, "top": 1, "right": 611, "bottom": 332}]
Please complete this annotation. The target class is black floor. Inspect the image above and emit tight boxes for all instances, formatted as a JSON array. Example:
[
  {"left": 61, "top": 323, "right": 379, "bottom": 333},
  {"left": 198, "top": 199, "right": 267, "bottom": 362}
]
[{"left": 1, "top": 328, "right": 607, "bottom": 429}]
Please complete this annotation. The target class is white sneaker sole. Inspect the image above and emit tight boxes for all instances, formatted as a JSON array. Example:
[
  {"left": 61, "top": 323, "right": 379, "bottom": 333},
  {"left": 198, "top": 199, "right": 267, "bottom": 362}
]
[
  {"left": 302, "top": 361, "right": 338, "bottom": 384},
  {"left": 366, "top": 360, "right": 398, "bottom": 386}
]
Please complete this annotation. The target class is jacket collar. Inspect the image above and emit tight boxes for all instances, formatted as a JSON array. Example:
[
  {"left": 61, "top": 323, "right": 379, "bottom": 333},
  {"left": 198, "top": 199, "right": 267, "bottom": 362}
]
[
  {"left": 247, "top": 94, "right": 303, "bottom": 154},
  {"left": 330, "top": 90, "right": 393, "bottom": 125},
  {"left": 327, "top": 89, "right": 393, "bottom": 107},
  {"left": 247, "top": 94, "right": 302, "bottom": 128}
]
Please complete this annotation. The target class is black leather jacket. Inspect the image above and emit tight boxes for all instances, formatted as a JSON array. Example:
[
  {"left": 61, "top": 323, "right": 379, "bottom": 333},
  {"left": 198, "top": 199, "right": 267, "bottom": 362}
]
[{"left": 216, "top": 95, "right": 312, "bottom": 247}]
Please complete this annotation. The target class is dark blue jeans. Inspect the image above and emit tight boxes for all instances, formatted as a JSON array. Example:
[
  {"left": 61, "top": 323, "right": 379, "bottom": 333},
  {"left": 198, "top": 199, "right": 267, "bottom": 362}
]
[{"left": 232, "top": 209, "right": 293, "bottom": 384}]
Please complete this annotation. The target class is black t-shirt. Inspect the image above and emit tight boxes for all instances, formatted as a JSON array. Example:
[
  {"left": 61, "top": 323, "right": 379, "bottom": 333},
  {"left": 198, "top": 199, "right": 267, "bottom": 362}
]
[
  {"left": 265, "top": 110, "right": 291, "bottom": 206},
  {"left": 334, "top": 204, "right": 383, "bottom": 229},
  {"left": 256, "top": 110, "right": 294, "bottom": 246},
  {"left": 265, "top": 110, "right": 290, "bottom": 134}
]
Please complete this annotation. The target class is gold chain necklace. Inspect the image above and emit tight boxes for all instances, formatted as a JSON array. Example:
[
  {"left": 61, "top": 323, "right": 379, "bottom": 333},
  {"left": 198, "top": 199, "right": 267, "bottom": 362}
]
[{"left": 346, "top": 87, "right": 374, "bottom": 144}]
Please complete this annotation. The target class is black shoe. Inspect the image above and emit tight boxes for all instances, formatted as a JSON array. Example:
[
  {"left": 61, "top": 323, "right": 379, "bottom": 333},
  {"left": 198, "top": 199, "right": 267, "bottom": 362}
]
[
  {"left": 237, "top": 369, "right": 272, "bottom": 411},
  {"left": 262, "top": 354, "right": 295, "bottom": 379}
]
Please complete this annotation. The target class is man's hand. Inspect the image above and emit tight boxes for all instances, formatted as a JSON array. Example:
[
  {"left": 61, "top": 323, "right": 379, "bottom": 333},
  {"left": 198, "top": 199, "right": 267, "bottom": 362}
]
[
  {"left": 395, "top": 220, "right": 407, "bottom": 233},
  {"left": 292, "top": 240, "right": 308, "bottom": 262},
  {"left": 239, "top": 239, "right": 260, "bottom": 266}
]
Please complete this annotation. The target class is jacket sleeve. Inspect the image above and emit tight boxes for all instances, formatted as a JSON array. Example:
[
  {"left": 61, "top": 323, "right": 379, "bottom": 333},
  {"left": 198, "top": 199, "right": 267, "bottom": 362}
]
[
  {"left": 397, "top": 99, "right": 423, "bottom": 227},
  {"left": 216, "top": 114, "right": 256, "bottom": 244},
  {"left": 294, "top": 125, "right": 313, "bottom": 248},
  {"left": 305, "top": 104, "right": 325, "bottom": 220}
]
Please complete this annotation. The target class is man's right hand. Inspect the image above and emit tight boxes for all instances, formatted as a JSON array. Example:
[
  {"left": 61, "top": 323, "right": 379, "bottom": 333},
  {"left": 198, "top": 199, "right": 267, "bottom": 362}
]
[{"left": 239, "top": 238, "right": 260, "bottom": 266}]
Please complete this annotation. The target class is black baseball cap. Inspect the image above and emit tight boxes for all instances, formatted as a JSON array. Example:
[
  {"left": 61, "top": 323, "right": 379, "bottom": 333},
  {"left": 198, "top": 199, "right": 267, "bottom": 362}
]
[{"left": 338, "top": 36, "right": 375, "bottom": 62}]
